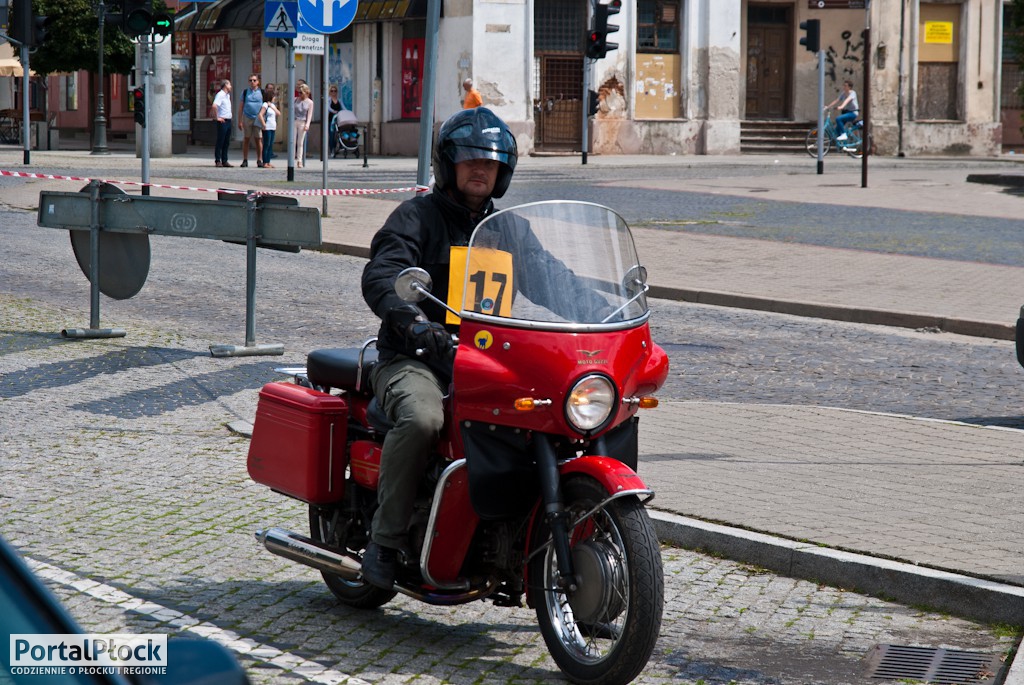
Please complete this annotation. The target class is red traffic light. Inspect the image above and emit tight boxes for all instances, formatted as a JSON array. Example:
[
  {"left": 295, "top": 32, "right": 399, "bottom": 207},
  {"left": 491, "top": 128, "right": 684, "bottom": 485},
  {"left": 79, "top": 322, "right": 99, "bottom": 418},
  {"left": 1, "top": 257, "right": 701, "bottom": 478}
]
[{"left": 132, "top": 88, "right": 146, "bottom": 127}]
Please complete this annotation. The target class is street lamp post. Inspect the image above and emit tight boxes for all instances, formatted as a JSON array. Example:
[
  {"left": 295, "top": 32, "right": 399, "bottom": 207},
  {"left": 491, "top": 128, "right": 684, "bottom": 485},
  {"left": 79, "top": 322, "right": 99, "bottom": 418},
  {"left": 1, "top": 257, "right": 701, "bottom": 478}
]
[{"left": 92, "top": 0, "right": 110, "bottom": 155}]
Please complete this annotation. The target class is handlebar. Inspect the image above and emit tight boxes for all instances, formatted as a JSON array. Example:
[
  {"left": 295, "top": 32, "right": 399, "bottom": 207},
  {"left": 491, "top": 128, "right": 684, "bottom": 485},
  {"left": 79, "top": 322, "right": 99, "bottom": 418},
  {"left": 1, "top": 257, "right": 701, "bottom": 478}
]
[{"left": 415, "top": 335, "right": 460, "bottom": 358}]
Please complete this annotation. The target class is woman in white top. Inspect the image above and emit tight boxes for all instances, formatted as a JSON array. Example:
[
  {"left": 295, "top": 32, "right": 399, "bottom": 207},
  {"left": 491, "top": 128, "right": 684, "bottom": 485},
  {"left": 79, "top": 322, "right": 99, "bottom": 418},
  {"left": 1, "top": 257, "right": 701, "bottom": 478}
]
[
  {"left": 258, "top": 87, "right": 281, "bottom": 169},
  {"left": 292, "top": 84, "right": 314, "bottom": 168}
]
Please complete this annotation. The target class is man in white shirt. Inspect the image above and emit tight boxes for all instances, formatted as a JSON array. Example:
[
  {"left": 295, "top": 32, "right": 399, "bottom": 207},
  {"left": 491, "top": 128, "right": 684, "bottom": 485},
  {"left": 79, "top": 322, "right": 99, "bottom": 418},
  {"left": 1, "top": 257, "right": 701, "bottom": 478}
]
[{"left": 212, "top": 80, "right": 233, "bottom": 167}]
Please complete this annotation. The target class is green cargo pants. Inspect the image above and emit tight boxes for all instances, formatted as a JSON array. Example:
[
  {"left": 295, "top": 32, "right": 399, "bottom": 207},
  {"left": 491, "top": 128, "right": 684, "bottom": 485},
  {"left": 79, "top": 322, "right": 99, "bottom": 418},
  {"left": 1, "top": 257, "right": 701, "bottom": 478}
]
[{"left": 369, "top": 356, "right": 446, "bottom": 549}]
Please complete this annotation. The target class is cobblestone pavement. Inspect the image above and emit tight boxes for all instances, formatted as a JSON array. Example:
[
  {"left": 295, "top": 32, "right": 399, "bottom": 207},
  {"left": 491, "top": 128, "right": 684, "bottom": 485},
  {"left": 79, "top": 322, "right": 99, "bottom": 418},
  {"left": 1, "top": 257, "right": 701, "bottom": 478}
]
[
  {"left": 1, "top": 295, "right": 1016, "bottom": 685},
  {"left": 1, "top": 208, "right": 1021, "bottom": 683}
]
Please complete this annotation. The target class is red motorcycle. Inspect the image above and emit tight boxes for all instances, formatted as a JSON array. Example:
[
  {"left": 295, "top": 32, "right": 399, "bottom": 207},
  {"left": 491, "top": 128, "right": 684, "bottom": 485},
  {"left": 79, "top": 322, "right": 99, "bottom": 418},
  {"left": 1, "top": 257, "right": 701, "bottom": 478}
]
[{"left": 248, "top": 201, "right": 669, "bottom": 684}]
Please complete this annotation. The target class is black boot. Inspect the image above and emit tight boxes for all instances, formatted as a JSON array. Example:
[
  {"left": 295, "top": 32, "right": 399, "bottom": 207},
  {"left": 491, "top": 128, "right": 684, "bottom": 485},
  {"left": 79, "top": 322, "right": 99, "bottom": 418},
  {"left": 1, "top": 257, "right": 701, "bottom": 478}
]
[{"left": 361, "top": 542, "right": 397, "bottom": 589}]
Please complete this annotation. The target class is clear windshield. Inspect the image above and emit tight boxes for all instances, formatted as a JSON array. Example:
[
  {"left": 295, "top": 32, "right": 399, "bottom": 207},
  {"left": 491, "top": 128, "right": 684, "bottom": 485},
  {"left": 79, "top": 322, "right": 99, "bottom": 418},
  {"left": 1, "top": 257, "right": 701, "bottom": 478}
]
[{"left": 458, "top": 201, "right": 648, "bottom": 329}]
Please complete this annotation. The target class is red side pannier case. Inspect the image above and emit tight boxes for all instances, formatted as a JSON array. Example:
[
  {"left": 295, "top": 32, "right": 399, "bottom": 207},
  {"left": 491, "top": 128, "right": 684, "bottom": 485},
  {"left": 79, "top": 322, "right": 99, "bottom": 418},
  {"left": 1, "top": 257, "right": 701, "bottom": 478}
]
[{"left": 247, "top": 382, "right": 348, "bottom": 504}]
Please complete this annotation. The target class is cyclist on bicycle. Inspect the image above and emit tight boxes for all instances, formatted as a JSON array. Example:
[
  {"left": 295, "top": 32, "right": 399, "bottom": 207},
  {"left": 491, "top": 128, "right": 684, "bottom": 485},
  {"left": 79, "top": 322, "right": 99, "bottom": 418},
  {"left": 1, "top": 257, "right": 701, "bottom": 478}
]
[{"left": 826, "top": 80, "right": 859, "bottom": 145}]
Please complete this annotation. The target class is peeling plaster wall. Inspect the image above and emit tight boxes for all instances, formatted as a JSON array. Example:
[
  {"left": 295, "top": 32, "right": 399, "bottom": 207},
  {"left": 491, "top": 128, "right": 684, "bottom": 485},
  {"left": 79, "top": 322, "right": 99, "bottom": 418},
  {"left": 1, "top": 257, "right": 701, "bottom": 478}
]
[
  {"left": 593, "top": 0, "right": 742, "bottom": 155},
  {"left": 455, "top": 0, "right": 533, "bottom": 152},
  {"left": 701, "top": 2, "right": 741, "bottom": 153},
  {"left": 796, "top": 0, "right": 1001, "bottom": 156}
]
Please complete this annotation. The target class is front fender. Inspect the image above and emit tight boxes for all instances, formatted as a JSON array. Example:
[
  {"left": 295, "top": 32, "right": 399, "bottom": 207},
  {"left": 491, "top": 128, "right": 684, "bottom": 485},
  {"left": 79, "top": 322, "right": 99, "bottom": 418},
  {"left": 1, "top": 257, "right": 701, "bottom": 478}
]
[{"left": 559, "top": 455, "right": 653, "bottom": 501}]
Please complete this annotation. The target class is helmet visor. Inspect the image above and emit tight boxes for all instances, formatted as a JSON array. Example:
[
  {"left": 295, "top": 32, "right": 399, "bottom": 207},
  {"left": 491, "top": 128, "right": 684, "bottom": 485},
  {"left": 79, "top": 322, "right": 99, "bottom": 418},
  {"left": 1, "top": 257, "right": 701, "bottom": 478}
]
[
  {"left": 444, "top": 121, "right": 516, "bottom": 166},
  {"left": 450, "top": 144, "right": 512, "bottom": 166}
]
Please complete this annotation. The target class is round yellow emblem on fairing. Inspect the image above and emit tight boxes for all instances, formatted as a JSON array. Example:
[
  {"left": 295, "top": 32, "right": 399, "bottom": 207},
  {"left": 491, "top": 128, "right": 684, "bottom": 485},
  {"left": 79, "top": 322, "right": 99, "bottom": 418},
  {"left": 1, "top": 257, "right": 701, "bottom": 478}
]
[{"left": 474, "top": 331, "right": 494, "bottom": 350}]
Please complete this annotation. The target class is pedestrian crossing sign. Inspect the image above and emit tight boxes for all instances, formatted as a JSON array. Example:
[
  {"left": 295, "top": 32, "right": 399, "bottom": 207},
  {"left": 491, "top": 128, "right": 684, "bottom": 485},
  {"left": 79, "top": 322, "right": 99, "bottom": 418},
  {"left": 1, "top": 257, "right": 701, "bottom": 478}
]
[{"left": 265, "top": 1, "right": 298, "bottom": 38}]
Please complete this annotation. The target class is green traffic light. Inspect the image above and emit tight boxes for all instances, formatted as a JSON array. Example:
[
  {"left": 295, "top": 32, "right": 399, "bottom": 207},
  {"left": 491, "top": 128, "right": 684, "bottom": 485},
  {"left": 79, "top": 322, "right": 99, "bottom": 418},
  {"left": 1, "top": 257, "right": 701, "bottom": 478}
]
[
  {"left": 153, "top": 13, "right": 172, "bottom": 35},
  {"left": 124, "top": 8, "right": 153, "bottom": 36}
]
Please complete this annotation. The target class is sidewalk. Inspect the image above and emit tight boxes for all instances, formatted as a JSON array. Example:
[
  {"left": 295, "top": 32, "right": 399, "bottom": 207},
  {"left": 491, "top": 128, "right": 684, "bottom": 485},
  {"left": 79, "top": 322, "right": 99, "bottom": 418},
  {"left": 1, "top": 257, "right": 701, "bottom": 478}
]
[
  {"left": 8, "top": 146, "right": 1020, "bottom": 338},
  {"left": 3, "top": 147, "right": 1024, "bottom": 634}
]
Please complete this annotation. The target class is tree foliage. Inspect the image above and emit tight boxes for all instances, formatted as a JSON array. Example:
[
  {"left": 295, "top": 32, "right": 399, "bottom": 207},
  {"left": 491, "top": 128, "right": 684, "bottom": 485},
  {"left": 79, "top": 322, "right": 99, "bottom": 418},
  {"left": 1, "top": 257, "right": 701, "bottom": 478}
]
[{"left": 23, "top": 0, "right": 167, "bottom": 76}]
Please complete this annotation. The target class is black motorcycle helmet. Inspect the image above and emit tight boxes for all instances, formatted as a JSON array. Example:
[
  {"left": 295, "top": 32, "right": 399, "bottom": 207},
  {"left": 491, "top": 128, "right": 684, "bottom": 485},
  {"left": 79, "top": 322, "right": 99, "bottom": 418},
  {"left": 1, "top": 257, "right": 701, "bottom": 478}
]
[{"left": 432, "top": 107, "right": 518, "bottom": 199}]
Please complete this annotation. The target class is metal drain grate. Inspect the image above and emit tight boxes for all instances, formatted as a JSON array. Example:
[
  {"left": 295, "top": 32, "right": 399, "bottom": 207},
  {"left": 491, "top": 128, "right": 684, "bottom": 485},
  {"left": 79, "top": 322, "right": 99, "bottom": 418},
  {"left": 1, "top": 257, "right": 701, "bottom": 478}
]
[{"left": 865, "top": 645, "right": 1002, "bottom": 684}]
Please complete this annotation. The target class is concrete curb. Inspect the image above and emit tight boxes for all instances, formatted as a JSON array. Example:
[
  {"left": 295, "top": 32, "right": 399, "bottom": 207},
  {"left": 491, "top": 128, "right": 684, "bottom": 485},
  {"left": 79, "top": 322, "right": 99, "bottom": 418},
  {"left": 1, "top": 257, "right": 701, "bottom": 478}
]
[
  {"left": 647, "top": 285, "right": 1017, "bottom": 341},
  {"left": 649, "top": 510, "right": 1024, "bottom": 626}
]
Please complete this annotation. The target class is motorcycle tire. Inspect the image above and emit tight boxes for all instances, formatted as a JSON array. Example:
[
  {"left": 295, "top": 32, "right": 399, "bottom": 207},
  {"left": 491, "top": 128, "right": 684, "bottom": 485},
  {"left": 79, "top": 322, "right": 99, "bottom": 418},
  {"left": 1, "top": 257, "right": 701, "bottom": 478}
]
[
  {"left": 529, "top": 476, "right": 663, "bottom": 685},
  {"left": 308, "top": 505, "right": 397, "bottom": 609}
]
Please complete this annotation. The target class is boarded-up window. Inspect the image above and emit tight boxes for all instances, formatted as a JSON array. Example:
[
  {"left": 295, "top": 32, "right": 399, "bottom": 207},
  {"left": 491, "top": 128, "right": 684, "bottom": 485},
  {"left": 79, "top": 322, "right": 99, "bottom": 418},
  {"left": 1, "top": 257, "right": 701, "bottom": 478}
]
[
  {"left": 637, "top": 0, "right": 681, "bottom": 119},
  {"left": 636, "top": 54, "right": 681, "bottom": 118},
  {"left": 916, "top": 3, "right": 960, "bottom": 120}
]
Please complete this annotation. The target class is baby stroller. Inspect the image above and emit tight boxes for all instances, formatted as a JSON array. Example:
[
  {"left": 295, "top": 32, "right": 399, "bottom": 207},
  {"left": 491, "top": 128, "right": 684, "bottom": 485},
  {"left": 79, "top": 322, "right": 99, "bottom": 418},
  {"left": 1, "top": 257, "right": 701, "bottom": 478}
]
[{"left": 331, "top": 109, "right": 360, "bottom": 158}]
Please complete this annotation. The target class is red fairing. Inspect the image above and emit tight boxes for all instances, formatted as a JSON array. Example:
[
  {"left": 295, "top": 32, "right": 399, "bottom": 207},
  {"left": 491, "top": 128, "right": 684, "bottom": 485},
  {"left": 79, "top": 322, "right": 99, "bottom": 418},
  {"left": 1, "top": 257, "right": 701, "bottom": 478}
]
[
  {"left": 639, "top": 342, "right": 670, "bottom": 396},
  {"left": 453, "top": 320, "right": 665, "bottom": 436},
  {"left": 559, "top": 456, "right": 650, "bottom": 496}
]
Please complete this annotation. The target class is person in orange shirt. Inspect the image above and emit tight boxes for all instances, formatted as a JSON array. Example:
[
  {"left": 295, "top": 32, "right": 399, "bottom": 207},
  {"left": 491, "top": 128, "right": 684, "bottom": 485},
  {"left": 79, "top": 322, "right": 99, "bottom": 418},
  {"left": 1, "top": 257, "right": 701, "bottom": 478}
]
[{"left": 462, "top": 78, "right": 483, "bottom": 109}]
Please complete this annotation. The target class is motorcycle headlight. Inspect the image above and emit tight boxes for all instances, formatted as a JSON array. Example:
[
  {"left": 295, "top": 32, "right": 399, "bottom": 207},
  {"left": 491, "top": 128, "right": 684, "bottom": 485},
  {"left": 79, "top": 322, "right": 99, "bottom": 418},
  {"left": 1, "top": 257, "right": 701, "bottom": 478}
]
[{"left": 565, "top": 375, "right": 616, "bottom": 433}]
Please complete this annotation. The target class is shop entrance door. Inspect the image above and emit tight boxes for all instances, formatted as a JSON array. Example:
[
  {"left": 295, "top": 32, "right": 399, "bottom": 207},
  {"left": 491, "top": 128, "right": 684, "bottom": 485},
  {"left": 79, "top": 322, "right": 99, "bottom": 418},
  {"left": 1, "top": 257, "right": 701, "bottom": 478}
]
[
  {"left": 746, "top": 5, "right": 792, "bottom": 119},
  {"left": 534, "top": 0, "right": 586, "bottom": 151}
]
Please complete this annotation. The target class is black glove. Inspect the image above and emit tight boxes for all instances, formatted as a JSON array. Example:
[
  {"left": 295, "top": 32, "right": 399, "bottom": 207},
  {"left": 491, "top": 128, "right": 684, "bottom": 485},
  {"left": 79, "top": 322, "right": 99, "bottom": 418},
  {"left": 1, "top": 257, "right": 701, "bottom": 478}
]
[
  {"left": 385, "top": 304, "right": 453, "bottom": 360},
  {"left": 406, "top": 320, "right": 454, "bottom": 361}
]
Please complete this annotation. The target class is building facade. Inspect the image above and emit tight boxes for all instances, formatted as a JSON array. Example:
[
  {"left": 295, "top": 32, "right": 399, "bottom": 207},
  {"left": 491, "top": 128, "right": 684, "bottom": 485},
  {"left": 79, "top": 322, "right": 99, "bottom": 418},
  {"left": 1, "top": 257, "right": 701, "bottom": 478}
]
[{"left": 14, "top": 0, "right": 1020, "bottom": 157}]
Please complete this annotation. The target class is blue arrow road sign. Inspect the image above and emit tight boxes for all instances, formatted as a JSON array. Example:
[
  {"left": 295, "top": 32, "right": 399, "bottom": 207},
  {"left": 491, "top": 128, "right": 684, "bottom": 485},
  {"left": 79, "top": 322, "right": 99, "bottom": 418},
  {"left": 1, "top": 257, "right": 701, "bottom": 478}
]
[
  {"left": 265, "top": 1, "right": 298, "bottom": 38},
  {"left": 296, "top": 0, "right": 356, "bottom": 34}
]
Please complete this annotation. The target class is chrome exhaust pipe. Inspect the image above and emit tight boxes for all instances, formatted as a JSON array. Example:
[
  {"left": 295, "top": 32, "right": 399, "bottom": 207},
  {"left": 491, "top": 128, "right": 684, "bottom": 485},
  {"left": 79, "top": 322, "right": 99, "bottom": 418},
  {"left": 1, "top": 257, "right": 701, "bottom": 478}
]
[{"left": 256, "top": 527, "right": 363, "bottom": 581}]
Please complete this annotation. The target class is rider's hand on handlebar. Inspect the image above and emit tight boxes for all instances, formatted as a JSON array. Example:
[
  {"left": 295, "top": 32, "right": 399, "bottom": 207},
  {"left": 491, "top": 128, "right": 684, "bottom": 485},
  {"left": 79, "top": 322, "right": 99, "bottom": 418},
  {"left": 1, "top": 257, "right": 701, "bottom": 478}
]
[{"left": 406, "top": 321, "right": 454, "bottom": 361}]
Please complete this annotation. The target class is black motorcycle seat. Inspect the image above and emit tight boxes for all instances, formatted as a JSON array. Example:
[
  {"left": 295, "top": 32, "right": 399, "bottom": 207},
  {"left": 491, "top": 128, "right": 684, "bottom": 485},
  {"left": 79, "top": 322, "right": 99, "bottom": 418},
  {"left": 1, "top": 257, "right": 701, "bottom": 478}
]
[{"left": 307, "top": 347, "right": 378, "bottom": 392}]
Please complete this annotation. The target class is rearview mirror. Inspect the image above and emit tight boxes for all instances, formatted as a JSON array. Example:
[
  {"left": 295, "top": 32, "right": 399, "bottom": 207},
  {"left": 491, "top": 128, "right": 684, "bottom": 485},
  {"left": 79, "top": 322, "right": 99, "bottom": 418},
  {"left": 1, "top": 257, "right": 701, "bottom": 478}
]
[{"left": 394, "top": 267, "right": 432, "bottom": 303}]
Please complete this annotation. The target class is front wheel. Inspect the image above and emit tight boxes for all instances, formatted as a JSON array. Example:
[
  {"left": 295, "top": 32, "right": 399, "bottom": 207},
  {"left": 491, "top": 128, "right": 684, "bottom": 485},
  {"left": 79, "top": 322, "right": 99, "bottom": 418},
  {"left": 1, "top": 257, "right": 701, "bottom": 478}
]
[
  {"left": 529, "top": 477, "right": 663, "bottom": 685},
  {"left": 805, "top": 128, "right": 831, "bottom": 157},
  {"left": 309, "top": 505, "right": 397, "bottom": 609}
]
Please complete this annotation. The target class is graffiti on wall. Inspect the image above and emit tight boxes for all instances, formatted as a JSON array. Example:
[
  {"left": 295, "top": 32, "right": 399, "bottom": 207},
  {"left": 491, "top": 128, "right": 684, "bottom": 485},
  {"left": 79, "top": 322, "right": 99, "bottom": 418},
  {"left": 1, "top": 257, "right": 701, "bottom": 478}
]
[{"left": 824, "top": 29, "right": 865, "bottom": 85}]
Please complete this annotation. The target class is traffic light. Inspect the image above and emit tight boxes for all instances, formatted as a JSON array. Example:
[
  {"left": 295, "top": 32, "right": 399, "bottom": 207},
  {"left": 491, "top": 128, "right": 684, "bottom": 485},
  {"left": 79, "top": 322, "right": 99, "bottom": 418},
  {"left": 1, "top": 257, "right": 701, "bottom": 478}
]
[
  {"left": 152, "top": 12, "right": 172, "bottom": 36},
  {"left": 132, "top": 86, "right": 145, "bottom": 127},
  {"left": 9, "top": 0, "right": 47, "bottom": 48},
  {"left": 31, "top": 13, "right": 50, "bottom": 46},
  {"left": 588, "top": 89, "right": 599, "bottom": 116},
  {"left": 586, "top": 1, "right": 621, "bottom": 60},
  {"left": 799, "top": 19, "right": 820, "bottom": 53},
  {"left": 122, "top": 0, "right": 154, "bottom": 37},
  {"left": 586, "top": 28, "right": 605, "bottom": 60},
  {"left": 9, "top": 0, "right": 30, "bottom": 45},
  {"left": 602, "top": 0, "right": 620, "bottom": 55}
]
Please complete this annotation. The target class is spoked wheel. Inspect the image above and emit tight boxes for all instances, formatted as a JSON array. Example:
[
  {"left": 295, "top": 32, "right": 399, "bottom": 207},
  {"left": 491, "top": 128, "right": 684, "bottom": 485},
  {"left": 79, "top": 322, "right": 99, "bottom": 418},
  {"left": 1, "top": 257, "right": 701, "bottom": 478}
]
[
  {"left": 309, "top": 505, "right": 396, "bottom": 609},
  {"left": 842, "top": 134, "right": 864, "bottom": 159},
  {"left": 529, "top": 477, "right": 663, "bottom": 685},
  {"left": 805, "top": 128, "right": 831, "bottom": 157}
]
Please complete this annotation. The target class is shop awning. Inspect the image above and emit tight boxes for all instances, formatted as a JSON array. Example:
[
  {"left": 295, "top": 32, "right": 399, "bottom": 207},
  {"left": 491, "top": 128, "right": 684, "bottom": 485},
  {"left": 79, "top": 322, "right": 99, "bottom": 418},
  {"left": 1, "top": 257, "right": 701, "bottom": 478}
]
[
  {"left": 353, "top": 0, "right": 429, "bottom": 22},
  {"left": 175, "top": 0, "right": 429, "bottom": 33},
  {"left": 0, "top": 58, "right": 29, "bottom": 77},
  {"left": 175, "top": 0, "right": 247, "bottom": 32},
  {"left": 0, "top": 44, "right": 34, "bottom": 77}
]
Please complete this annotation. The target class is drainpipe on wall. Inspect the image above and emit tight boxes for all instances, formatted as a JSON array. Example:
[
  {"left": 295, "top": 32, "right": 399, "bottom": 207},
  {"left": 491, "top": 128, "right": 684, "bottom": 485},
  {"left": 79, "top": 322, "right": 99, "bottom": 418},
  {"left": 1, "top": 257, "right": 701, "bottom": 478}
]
[{"left": 897, "top": 0, "right": 907, "bottom": 156}]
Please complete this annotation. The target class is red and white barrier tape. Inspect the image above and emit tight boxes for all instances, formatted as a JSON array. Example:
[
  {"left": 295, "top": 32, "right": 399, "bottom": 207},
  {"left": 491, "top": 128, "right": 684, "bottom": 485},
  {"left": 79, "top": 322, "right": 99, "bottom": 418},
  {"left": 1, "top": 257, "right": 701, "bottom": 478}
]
[{"left": 0, "top": 168, "right": 428, "bottom": 196}]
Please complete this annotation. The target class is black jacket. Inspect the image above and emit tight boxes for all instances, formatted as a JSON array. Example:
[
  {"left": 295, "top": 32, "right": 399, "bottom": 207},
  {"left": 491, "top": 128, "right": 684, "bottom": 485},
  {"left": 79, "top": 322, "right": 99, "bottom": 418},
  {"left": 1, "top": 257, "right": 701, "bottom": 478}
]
[{"left": 362, "top": 190, "right": 492, "bottom": 372}]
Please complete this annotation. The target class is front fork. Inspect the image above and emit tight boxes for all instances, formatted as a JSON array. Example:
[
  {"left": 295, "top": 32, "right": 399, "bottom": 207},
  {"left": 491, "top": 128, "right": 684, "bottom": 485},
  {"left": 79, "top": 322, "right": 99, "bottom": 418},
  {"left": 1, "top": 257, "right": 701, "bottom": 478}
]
[{"left": 534, "top": 434, "right": 578, "bottom": 593}]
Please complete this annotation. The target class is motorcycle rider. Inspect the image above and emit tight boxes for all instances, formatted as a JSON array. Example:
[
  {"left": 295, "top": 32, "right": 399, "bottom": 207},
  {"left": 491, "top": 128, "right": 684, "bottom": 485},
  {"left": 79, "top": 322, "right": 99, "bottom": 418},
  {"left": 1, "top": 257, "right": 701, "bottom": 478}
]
[
  {"left": 359, "top": 107, "right": 519, "bottom": 588},
  {"left": 360, "top": 107, "right": 614, "bottom": 589}
]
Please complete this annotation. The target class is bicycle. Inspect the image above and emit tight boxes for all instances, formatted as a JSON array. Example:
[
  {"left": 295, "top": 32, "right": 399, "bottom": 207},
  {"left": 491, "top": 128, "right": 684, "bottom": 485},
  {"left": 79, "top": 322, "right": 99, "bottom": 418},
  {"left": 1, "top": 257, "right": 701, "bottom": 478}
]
[{"left": 805, "top": 108, "right": 863, "bottom": 159}]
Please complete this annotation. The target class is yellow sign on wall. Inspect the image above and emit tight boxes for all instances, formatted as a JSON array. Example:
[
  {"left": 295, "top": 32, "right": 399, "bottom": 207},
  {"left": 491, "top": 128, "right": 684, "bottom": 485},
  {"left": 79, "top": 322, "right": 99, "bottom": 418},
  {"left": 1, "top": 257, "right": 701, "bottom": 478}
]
[{"left": 924, "top": 21, "right": 953, "bottom": 44}]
